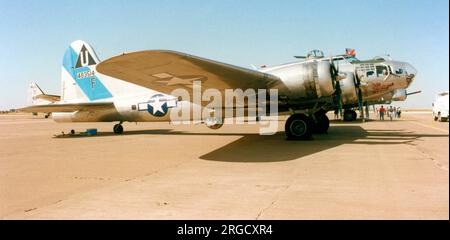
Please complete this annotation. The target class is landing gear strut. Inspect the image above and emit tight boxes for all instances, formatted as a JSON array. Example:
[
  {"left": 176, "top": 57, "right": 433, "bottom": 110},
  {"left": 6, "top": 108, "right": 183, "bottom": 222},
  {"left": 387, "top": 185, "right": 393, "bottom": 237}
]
[
  {"left": 343, "top": 110, "right": 357, "bottom": 121},
  {"left": 313, "top": 111, "right": 330, "bottom": 134},
  {"left": 285, "top": 114, "right": 313, "bottom": 140},
  {"left": 113, "top": 122, "right": 124, "bottom": 134}
]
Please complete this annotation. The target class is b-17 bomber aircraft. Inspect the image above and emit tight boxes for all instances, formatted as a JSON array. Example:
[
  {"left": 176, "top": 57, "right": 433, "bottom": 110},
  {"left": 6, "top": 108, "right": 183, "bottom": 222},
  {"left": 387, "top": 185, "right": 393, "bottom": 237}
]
[{"left": 20, "top": 41, "right": 417, "bottom": 140}]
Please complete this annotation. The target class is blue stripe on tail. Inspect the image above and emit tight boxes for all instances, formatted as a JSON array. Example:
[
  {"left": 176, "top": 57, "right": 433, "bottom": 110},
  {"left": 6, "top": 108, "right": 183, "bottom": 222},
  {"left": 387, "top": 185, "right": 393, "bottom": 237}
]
[{"left": 62, "top": 47, "right": 113, "bottom": 101}]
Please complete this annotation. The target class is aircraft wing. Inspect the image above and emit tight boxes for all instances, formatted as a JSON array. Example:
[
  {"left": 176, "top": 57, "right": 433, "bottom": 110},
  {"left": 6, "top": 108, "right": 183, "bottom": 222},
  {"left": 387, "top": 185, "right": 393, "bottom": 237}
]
[
  {"left": 19, "top": 102, "right": 114, "bottom": 113},
  {"left": 96, "top": 50, "right": 289, "bottom": 104}
]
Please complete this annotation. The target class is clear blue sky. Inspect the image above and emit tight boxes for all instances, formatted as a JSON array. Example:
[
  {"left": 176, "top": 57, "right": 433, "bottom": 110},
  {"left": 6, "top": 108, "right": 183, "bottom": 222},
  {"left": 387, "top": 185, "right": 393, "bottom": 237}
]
[{"left": 0, "top": 0, "right": 448, "bottom": 109}]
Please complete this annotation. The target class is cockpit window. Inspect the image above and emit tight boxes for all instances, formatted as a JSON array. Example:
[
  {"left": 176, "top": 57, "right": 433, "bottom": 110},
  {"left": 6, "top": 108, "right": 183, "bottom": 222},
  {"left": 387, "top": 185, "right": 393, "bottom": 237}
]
[
  {"left": 391, "top": 62, "right": 415, "bottom": 76},
  {"left": 367, "top": 71, "right": 375, "bottom": 77},
  {"left": 307, "top": 50, "right": 324, "bottom": 59},
  {"left": 376, "top": 65, "right": 388, "bottom": 77},
  {"left": 388, "top": 65, "right": 393, "bottom": 74}
]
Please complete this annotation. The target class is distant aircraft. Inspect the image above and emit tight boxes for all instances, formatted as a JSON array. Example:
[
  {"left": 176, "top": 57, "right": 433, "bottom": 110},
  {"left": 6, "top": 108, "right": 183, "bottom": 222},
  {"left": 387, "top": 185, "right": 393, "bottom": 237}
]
[
  {"left": 20, "top": 41, "right": 417, "bottom": 140},
  {"left": 27, "top": 82, "right": 60, "bottom": 118},
  {"left": 28, "top": 82, "right": 60, "bottom": 104}
]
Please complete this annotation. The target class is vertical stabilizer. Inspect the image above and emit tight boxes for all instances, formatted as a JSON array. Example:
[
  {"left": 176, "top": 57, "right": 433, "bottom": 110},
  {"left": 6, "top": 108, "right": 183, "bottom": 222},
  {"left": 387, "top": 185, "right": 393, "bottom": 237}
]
[
  {"left": 27, "top": 82, "right": 46, "bottom": 105},
  {"left": 61, "top": 40, "right": 113, "bottom": 102}
]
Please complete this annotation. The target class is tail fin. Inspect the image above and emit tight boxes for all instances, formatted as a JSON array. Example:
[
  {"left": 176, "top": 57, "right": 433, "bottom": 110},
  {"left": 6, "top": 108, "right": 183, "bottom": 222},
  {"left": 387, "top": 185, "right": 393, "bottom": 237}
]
[
  {"left": 28, "top": 82, "right": 46, "bottom": 105},
  {"left": 61, "top": 40, "right": 113, "bottom": 102}
]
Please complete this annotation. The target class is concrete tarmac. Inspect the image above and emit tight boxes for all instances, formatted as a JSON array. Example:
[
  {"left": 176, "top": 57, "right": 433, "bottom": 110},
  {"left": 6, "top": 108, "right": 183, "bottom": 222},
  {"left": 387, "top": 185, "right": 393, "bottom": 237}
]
[{"left": 0, "top": 112, "right": 448, "bottom": 219}]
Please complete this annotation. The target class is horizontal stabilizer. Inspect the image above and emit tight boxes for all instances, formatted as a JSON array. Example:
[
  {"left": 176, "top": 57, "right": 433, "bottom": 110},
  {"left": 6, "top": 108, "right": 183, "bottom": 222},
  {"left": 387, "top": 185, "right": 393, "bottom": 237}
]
[
  {"left": 19, "top": 102, "right": 114, "bottom": 113},
  {"left": 35, "top": 94, "right": 61, "bottom": 102}
]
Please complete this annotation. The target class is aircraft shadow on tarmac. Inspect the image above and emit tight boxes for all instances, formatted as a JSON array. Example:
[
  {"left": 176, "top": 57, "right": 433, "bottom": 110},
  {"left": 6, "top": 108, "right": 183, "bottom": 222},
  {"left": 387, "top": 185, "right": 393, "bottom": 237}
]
[
  {"left": 199, "top": 126, "right": 447, "bottom": 162},
  {"left": 54, "top": 125, "right": 448, "bottom": 163}
]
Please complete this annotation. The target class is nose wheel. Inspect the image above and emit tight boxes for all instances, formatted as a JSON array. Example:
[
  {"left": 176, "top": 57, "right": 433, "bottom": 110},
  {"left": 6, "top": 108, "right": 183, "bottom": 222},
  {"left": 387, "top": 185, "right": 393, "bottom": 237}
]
[
  {"left": 343, "top": 110, "right": 357, "bottom": 121},
  {"left": 285, "top": 114, "right": 313, "bottom": 140},
  {"left": 113, "top": 123, "right": 123, "bottom": 134}
]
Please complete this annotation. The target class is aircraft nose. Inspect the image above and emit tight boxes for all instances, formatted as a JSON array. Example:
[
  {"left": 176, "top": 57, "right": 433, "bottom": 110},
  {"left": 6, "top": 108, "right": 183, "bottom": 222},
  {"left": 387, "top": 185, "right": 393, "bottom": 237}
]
[{"left": 405, "top": 63, "right": 417, "bottom": 80}]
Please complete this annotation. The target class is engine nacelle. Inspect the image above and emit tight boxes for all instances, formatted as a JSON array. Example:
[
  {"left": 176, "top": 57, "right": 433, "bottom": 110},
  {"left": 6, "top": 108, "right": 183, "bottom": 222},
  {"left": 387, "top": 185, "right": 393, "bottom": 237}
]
[
  {"left": 338, "top": 72, "right": 358, "bottom": 105},
  {"left": 268, "top": 61, "right": 334, "bottom": 99},
  {"left": 52, "top": 112, "right": 75, "bottom": 122}
]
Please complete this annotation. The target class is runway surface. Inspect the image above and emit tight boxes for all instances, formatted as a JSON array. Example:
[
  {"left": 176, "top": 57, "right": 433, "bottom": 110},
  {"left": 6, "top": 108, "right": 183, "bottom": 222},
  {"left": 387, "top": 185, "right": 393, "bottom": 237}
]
[{"left": 0, "top": 112, "right": 448, "bottom": 219}]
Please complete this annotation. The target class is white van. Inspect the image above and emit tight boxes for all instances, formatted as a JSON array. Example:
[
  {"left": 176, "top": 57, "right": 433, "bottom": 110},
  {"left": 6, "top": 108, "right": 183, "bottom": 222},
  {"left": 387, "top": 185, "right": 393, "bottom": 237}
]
[{"left": 432, "top": 91, "right": 449, "bottom": 122}]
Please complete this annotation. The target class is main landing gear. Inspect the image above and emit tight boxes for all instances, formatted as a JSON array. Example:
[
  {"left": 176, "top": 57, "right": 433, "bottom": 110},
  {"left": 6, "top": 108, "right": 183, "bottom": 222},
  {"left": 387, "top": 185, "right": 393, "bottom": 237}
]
[
  {"left": 313, "top": 111, "right": 330, "bottom": 134},
  {"left": 285, "top": 111, "right": 330, "bottom": 140},
  {"left": 285, "top": 114, "right": 313, "bottom": 140},
  {"left": 113, "top": 122, "right": 124, "bottom": 134}
]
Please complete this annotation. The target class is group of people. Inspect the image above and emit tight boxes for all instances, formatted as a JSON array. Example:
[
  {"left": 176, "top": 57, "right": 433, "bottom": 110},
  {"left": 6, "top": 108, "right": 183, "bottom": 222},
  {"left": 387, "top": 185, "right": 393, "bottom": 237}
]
[{"left": 376, "top": 105, "right": 401, "bottom": 121}]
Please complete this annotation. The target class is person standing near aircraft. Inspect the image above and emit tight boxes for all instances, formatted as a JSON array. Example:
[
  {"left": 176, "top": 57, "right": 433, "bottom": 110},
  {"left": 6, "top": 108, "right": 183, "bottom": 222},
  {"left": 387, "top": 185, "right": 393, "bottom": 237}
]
[
  {"left": 389, "top": 106, "right": 394, "bottom": 121},
  {"left": 379, "top": 106, "right": 386, "bottom": 120}
]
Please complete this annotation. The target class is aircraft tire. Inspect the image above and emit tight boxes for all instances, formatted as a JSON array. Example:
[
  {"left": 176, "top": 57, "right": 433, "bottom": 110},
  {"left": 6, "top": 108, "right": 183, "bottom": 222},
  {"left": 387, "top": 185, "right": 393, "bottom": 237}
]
[
  {"left": 313, "top": 112, "right": 330, "bottom": 134},
  {"left": 285, "top": 114, "right": 313, "bottom": 140},
  {"left": 352, "top": 110, "right": 357, "bottom": 120},
  {"left": 205, "top": 117, "right": 224, "bottom": 130},
  {"left": 343, "top": 110, "right": 357, "bottom": 121},
  {"left": 206, "top": 123, "right": 223, "bottom": 130},
  {"left": 113, "top": 124, "right": 123, "bottom": 134}
]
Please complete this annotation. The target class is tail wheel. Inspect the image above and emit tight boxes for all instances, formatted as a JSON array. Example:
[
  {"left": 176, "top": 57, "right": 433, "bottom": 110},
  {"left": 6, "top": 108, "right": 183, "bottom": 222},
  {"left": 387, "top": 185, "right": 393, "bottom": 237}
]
[
  {"left": 313, "top": 112, "right": 330, "bottom": 134},
  {"left": 285, "top": 114, "right": 313, "bottom": 140},
  {"left": 205, "top": 117, "right": 224, "bottom": 130},
  {"left": 113, "top": 124, "right": 123, "bottom": 134},
  {"left": 206, "top": 123, "right": 223, "bottom": 130}
]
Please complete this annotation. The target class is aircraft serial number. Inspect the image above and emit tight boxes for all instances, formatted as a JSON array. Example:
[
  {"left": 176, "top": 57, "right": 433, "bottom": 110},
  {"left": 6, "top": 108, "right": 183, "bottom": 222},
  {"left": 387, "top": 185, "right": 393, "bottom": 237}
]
[{"left": 77, "top": 70, "right": 95, "bottom": 79}]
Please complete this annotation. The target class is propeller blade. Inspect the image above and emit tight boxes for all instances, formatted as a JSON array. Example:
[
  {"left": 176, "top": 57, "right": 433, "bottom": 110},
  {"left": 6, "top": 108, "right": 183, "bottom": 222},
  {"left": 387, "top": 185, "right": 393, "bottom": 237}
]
[
  {"left": 330, "top": 59, "right": 343, "bottom": 118},
  {"left": 336, "top": 81, "right": 343, "bottom": 118},
  {"left": 353, "top": 74, "right": 365, "bottom": 121}
]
